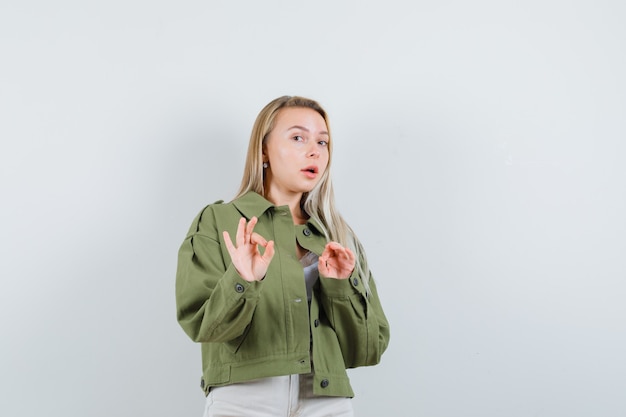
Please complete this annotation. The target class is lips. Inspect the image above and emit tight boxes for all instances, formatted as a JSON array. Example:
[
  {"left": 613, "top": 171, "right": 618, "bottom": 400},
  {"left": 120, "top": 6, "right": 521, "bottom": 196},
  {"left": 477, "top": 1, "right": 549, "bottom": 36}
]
[{"left": 301, "top": 165, "right": 319, "bottom": 178}]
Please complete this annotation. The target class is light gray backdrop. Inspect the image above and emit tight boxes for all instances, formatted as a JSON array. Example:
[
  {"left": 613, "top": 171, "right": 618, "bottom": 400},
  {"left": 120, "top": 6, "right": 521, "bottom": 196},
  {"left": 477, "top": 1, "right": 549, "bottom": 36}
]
[{"left": 1, "top": 1, "right": 625, "bottom": 416}]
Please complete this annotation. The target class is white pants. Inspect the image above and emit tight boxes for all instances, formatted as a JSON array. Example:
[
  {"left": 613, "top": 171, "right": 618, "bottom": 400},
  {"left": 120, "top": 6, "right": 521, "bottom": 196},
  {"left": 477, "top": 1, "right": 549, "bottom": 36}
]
[{"left": 203, "top": 373, "right": 354, "bottom": 417}]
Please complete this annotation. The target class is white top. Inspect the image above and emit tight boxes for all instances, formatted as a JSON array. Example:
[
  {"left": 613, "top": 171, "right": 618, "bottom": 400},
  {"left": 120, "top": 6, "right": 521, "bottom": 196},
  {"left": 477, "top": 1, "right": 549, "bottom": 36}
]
[{"left": 299, "top": 251, "right": 319, "bottom": 302}]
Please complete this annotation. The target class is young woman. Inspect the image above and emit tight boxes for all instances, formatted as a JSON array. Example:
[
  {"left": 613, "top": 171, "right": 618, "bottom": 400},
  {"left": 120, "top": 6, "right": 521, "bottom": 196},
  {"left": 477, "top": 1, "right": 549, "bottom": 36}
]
[{"left": 176, "top": 96, "right": 390, "bottom": 417}]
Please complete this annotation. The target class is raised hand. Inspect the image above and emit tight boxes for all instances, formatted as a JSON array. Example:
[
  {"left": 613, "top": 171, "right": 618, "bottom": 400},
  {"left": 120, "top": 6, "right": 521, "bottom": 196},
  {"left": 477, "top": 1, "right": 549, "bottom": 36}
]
[
  {"left": 318, "top": 242, "right": 355, "bottom": 279},
  {"left": 223, "top": 217, "right": 275, "bottom": 282}
]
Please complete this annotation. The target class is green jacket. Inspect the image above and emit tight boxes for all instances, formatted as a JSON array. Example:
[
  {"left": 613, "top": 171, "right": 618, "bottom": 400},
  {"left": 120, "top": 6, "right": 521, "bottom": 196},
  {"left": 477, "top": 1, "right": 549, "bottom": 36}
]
[{"left": 176, "top": 192, "right": 390, "bottom": 397}]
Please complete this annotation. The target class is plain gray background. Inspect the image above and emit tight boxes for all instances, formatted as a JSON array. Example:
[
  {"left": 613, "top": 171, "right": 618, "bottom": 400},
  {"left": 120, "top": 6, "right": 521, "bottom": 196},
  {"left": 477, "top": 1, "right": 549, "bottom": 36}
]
[{"left": 1, "top": 1, "right": 625, "bottom": 416}]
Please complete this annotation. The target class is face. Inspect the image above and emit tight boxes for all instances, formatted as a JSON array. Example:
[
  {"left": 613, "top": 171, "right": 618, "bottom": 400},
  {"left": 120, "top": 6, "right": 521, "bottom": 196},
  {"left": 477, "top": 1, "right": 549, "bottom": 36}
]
[{"left": 263, "top": 107, "right": 330, "bottom": 200}]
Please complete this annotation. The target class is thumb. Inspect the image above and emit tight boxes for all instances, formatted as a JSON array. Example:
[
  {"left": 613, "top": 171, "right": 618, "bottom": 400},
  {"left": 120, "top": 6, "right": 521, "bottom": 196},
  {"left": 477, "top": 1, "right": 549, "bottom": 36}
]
[{"left": 261, "top": 240, "right": 275, "bottom": 263}]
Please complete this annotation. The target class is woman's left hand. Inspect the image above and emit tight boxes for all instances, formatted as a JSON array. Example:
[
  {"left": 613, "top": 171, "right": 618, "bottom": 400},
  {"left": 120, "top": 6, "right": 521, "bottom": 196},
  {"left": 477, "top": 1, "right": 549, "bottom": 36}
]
[{"left": 319, "top": 242, "right": 355, "bottom": 279}]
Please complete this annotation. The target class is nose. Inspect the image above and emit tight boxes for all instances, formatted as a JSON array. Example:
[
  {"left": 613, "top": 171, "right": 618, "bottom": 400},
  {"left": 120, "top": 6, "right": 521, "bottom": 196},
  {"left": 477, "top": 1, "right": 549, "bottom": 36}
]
[{"left": 307, "top": 145, "right": 319, "bottom": 158}]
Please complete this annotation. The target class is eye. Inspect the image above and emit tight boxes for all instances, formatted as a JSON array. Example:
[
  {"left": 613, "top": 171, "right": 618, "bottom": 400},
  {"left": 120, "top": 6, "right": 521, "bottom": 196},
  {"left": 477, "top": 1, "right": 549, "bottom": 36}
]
[
  {"left": 318, "top": 140, "right": 328, "bottom": 146},
  {"left": 292, "top": 135, "right": 304, "bottom": 142}
]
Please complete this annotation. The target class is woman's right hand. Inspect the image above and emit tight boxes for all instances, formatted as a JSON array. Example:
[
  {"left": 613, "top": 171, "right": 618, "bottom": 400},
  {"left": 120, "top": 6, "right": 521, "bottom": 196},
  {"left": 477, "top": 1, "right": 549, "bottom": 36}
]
[{"left": 223, "top": 217, "right": 275, "bottom": 282}]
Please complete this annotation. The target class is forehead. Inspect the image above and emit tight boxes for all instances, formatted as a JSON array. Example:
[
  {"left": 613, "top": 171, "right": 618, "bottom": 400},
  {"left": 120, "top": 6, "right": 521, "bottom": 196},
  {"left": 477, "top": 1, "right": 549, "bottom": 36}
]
[{"left": 274, "top": 107, "right": 328, "bottom": 132}]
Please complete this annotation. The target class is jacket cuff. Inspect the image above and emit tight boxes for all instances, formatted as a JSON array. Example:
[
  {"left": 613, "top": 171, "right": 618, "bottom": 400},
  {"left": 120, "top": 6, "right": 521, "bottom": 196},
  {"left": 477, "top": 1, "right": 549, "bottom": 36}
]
[
  {"left": 319, "top": 270, "right": 363, "bottom": 298},
  {"left": 221, "top": 263, "right": 264, "bottom": 299}
]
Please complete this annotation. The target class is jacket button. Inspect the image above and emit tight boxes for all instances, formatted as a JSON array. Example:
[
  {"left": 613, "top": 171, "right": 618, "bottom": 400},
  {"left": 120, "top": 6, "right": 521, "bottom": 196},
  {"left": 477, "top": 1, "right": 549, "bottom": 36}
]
[
  {"left": 235, "top": 283, "right": 245, "bottom": 293},
  {"left": 352, "top": 278, "right": 359, "bottom": 286},
  {"left": 314, "top": 319, "right": 320, "bottom": 327},
  {"left": 303, "top": 228, "right": 311, "bottom": 236},
  {"left": 320, "top": 379, "right": 329, "bottom": 388}
]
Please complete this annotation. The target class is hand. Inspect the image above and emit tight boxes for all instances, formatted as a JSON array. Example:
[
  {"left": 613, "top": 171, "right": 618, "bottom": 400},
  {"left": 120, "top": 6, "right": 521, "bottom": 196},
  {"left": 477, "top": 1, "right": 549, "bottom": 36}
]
[
  {"left": 318, "top": 242, "right": 355, "bottom": 279},
  {"left": 223, "top": 217, "right": 275, "bottom": 282}
]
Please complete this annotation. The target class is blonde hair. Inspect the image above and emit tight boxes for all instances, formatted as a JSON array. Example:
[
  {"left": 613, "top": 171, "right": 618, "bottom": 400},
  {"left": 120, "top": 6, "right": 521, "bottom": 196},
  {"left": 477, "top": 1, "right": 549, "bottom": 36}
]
[{"left": 234, "top": 96, "right": 372, "bottom": 294}]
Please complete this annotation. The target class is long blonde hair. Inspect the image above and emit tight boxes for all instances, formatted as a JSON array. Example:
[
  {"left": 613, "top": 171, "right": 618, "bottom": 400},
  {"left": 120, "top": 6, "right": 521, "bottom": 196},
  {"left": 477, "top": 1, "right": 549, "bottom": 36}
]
[{"left": 234, "top": 96, "right": 372, "bottom": 294}]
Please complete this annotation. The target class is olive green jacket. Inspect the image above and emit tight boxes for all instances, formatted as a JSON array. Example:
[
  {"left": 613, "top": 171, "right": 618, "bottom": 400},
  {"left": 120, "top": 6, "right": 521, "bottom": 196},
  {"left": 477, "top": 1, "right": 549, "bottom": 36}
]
[{"left": 176, "top": 192, "right": 390, "bottom": 397}]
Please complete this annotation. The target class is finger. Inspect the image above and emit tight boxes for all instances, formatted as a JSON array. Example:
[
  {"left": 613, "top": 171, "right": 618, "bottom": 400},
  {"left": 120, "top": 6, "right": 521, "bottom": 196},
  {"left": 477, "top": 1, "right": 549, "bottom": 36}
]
[
  {"left": 326, "top": 242, "right": 349, "bottom": 261},
  {"left": 235, "top": 217, "right": 246, "bottom": 247},
  {"left": 325, "top": 242, "right": 343, "bottom": 252},
  {"left": 250, "top": 232, "right": 268, "bottom": 247},
  {"left": 261, "top": 240, "right": 275, "bottom": 263},
  {"left": 339, "top": 247, "right": 352, "bottom": 262},
  {"left": 345, "top": 248, "right": 356, "bottom": 265},
  {"left": 223, "top": 231, "right": 236, "bottom": 256},
  {"left": 337, "top": 249, "right": 355, "bottom": 272},
  {"left": 245, "top": 216, "right": 258, "bottom": 243},
  {"left": 321, "top": 242, "right": 336, "bottom": 258},
  {"left": 318, "top": 257, "right": 328, "bottom": 275}
]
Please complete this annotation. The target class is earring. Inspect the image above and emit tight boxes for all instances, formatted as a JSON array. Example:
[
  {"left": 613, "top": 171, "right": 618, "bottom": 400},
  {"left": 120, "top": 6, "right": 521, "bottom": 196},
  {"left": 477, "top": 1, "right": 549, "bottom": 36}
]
[{"left": 263, "top": 162, "right": 268, "bottom": 168}]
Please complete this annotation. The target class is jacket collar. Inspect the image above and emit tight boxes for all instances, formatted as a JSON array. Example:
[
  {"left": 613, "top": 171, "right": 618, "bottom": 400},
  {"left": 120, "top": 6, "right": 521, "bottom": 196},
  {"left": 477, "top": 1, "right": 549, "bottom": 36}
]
[
  {"left": 232, "top": 191, "right": 274, "bottom": 219},
  {"left": 232, "top": 191, "right": 324, "bottom": 235}
]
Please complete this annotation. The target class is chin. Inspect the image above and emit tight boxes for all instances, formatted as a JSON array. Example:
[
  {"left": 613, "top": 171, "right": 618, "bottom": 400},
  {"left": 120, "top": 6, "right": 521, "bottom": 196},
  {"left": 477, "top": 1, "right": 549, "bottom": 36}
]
[{"left": 301, "top": 183, "right": 320, "bottom": 193}]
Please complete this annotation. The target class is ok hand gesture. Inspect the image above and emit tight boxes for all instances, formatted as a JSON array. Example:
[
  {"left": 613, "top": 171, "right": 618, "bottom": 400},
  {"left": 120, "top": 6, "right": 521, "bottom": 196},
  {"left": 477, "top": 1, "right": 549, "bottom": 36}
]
[
  {"left": 319, "top": 242, "right": 355, "bottom": 279},
  {"left": 223, "top": 217, "right": 275, "bottom": 282}
]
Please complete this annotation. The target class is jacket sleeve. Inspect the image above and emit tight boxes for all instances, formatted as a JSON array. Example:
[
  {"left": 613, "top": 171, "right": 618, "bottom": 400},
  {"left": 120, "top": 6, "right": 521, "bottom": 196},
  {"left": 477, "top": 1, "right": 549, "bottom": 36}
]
[
  {"left": 175, "top": 206, "right": 263, "bottom": 343},
  {"left": 318, "top": 265, "right": 390, "bottom": 368}
]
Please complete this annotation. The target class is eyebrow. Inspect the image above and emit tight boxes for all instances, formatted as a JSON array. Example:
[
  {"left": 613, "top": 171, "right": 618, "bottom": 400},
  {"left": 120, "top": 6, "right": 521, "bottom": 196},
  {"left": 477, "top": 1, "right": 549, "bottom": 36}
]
[{"left": 287, "top": 125, "right": 329, "bottom": 136}]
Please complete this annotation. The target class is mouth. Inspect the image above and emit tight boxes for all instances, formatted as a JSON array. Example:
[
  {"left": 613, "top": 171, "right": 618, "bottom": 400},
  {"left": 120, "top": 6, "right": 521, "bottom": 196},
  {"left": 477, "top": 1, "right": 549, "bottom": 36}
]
[{"left": 301, "top": 166, "right": 319, "bottom": 178}]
